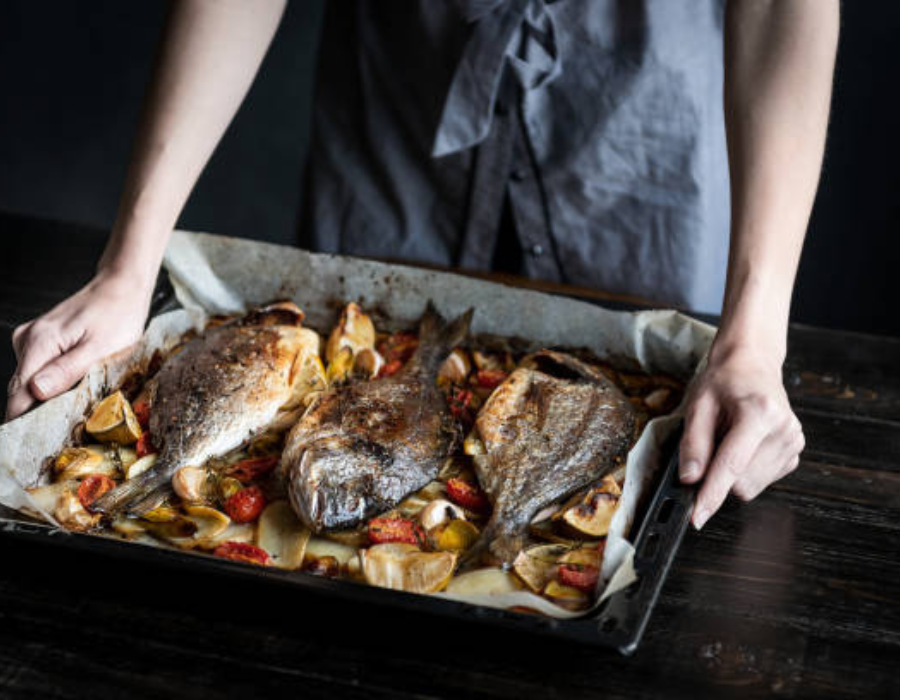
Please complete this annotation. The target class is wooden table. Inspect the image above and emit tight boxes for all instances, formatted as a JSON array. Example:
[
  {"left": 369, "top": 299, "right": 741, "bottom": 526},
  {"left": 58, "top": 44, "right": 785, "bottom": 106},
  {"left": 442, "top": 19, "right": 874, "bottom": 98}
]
[{"left": 1, "top": 212, "right": 897, "bottom": 699}]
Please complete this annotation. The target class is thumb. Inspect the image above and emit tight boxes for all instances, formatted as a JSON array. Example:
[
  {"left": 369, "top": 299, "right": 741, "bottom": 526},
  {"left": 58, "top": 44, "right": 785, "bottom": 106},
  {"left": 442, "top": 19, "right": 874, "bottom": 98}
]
[
  {"left": 29, "top": 342, "right": 98, "bottom": 401},
  {"left": 679, "top": 394, "right": 719, "bottom": 484}
]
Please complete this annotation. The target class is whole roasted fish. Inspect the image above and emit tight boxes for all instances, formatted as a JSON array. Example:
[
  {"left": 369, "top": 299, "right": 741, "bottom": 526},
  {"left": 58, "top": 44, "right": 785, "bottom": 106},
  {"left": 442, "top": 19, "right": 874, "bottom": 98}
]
[
  {"left": 92, "top": 301, "right": 322, "bottom": 516},
  {"left": 469, "top": 350, "right": 638, "bottom": 565},
  {"left": 283, "top": 303, "right": 472, "bottom": 532}
]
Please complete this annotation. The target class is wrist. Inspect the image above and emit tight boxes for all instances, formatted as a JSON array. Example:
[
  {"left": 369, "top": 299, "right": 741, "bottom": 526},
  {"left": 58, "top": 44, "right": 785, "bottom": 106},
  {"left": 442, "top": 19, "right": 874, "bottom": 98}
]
[
  {"left": 712, "top": 268, "right": 790, "bottom": 368},
  {"left": 97, "top": 215, "right": 170, "bottom": 297},
  {"left": 93, "top": 260, "right": 157, "bottom": 306}
]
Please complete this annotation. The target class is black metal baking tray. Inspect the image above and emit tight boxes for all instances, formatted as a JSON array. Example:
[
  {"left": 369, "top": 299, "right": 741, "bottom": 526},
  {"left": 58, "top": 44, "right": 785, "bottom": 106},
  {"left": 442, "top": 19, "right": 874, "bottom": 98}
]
[
  {"left": 0, "top": 432, "right": 691, "bottom": 655},
  {"left": 0, "top": 276, "right": 696, "bottom": 655}
]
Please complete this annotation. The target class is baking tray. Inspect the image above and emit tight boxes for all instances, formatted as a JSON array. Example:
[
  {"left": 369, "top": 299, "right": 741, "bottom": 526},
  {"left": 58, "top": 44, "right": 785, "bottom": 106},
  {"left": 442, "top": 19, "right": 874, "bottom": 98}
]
[{"left": 0, "top": 273, "right": 695, "bottom": 655}]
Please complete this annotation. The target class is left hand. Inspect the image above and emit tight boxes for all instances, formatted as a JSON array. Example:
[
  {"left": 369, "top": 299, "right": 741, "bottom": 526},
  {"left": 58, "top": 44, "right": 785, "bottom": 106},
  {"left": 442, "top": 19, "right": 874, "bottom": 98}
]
[{"left": 678, "top": 343, "right": 805, "bottom": 529}]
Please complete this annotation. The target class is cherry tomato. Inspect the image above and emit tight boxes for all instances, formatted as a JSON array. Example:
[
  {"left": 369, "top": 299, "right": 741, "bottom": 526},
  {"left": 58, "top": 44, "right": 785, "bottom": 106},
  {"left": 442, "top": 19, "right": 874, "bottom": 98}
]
[
  {"left": 557, "top": 564, "right": 600, "bottom": 594},
  {"left": 78, "top": 474, "right": 116, "bottom": 509},
  {"left": 132, "top": 398, "right": 151, "bottom": 429},
  {"left": 367, "top": 516, "right": 424, "bottom": 545},
  {"left": 224, "top": 485, "right": 267, "bottom": 523},
  {"left": 378, "top": 333, "right": 419, "bottom": 364},
  {"left": 475, "top": 369, "right": 508, "bottom": 389},
  {"left": 136, "top": 432, "right": 156, "bottom": 458},
  {"left": 378, "top": 359, "right": 404, "bottom": 378},
  {"left": 213, "top": 541, "right": 270, "bottom": 566},
  {"left": 445, "top": 477, "right": 491, "bottom": 513},
  {"left": 226, "top": 456, "right": 279, "bottom": 484},
  {"left": 447, "top": 387, "right": 474, "bottom": 426}
]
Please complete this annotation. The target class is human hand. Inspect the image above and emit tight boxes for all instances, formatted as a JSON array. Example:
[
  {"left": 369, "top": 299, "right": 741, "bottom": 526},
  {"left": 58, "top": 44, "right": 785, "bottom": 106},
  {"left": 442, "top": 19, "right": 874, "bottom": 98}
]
[
  {"left": 6, "top": 271, "right": 152, "bottom": 421},
  {"left": 678, "top": 343, "right": 805, "bottom": 530}
]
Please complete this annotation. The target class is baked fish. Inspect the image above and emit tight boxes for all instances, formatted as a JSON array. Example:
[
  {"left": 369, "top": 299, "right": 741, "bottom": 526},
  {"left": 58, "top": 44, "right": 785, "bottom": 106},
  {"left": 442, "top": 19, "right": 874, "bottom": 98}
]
[
  {"left": 92, "top": 301, "right": 322, "bottom": 516},
  {"left": 283, "top": 303, "right": 472, "bottom": 532},
  {"left": 469, "top": 350, "right": 638, "bottom": 565}
]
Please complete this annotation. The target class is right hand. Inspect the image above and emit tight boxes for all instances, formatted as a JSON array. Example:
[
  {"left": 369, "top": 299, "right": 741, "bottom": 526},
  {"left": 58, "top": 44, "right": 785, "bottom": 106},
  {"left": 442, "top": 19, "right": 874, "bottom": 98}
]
[{"left": 6, "top": 271, "right": 152, "bottom": 421}]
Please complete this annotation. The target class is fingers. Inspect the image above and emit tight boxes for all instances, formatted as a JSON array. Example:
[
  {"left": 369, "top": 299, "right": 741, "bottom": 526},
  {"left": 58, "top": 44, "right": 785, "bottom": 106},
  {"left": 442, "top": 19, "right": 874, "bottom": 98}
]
[
  {"left": 731, "top": 419, "right": 805, "bottom": 501},
  {"left": 679, "top": 394, "right": 719, "bottom": 484},
  {"left": 28, "top": 340, "right": 98, "bottom": 402},
  {"left": 11, "top": 321, "right": 33, "bottom": 360},
  {"left": 6, "top": 321, "right": 67, "bottom": 421},
  {"left": 693, "top": 408, "right": 769, "bottom": 529}
]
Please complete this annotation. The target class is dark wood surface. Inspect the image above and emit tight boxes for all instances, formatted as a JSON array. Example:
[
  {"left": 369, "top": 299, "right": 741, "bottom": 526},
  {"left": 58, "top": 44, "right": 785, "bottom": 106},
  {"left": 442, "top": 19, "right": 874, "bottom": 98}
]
[{"left": 0, "top": 211, "right": 898, "bottom": 699}]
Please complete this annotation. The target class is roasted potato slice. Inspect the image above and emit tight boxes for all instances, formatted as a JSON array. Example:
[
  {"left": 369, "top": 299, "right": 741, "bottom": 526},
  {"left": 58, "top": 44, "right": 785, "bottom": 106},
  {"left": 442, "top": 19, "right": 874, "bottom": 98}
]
[
  {"left": 256, "top": 500, "right": 311, "bottom": 569},
  {"left": 445, "top": 568, "right": 524, "bottom": 596},
  {"left": 124, "top": 454, "right": 158, "bottom": 481},
  {"left": 53, "top": 446, "right": 116, "bottom": 481},
  {"left": 543, "top": 580, "right": 590, "bottom": 611},
  {"left": 558, "top": 546, "right": 603, "bottom": 569},
  {"left": 323, "top": 527, "right": 369, "bottom": 549},
  {"left": 284, "top": 348, "right": 327, "bottom": 411},
  {"left": 164, "top": 505, "right": 230, "bottom": 549},
  {"left": 361, "top": 543, "right": 457, "bottom": 594},
  {"left": 304, "top": 537, "right": 358, "bottom": 566},
  {"left": 85, "top": 391, "right": 142, "bottom": 445},
  {"left": 54, "top": 490, "right": 101, "bottom": 532},
  {"left": 555, "top": 474, "right": 622, "bottom": 538},
  {"left": 111, "top": 515, "right": 147, "bottom": 539},
  {"left": 513, "top": 543, "right": 568, "bottom": 593},
  {"left": 25, "top": 480, "right": 77, "bottom": 517}
]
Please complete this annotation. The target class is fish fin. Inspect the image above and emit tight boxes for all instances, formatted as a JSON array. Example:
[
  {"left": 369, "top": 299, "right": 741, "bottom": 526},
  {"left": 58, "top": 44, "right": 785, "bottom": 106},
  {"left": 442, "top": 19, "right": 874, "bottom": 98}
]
[
  {"left": 127, "top": 484, "right": 175, "bottom": 517},
  {"left": 414, "top": 302, "right": 474, "bottom": 371},
  {"left": 243, "top": 301, "right": 305, "bottom": 328},
  {"left": 90, "top": 468, "right": 172, "bottom": 517},
  {"left": 520, "top": 350, "right": 610, "bottom": 385}
]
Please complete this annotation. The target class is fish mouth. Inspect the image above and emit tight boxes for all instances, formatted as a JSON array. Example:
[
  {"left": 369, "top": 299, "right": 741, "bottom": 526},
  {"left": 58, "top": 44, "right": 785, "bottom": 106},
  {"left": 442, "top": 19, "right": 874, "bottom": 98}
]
[{"left": 288, "top": 445, "right": 372, "bottom": 532}]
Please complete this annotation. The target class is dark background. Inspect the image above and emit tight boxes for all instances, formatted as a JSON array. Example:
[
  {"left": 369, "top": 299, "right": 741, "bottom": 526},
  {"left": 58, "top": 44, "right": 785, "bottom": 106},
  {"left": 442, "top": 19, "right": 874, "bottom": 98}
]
[{"left": 0, "top": 1, "right": 897, "bottom": 335}]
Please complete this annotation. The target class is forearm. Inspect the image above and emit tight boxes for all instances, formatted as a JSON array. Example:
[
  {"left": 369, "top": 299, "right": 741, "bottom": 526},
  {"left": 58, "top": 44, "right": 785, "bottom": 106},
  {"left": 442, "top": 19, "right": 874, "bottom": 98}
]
[
  {"left": 100, "top": 0, "right": 287, "bottom": 290},
  {"left": 717, "top": 0, "right": 839, "bottom": 363}
]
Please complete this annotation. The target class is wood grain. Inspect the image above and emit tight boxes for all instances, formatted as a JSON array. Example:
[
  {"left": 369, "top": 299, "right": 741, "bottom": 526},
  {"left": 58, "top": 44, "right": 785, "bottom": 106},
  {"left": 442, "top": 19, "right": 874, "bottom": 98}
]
[{"left": 0, "top": 212, "right": 897, "bottom": 699}]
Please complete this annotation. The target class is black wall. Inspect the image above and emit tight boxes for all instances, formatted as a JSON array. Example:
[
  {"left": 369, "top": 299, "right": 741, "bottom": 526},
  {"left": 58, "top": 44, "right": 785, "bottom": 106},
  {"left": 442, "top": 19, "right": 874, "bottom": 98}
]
[{"left": 1, "top": 2, "right": 897, "bottom": 336}]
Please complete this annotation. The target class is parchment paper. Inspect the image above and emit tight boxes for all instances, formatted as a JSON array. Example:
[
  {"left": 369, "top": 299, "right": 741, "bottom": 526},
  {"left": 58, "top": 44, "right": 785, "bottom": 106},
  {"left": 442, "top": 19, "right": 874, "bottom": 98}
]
[{"left": 0, "top": 230, "right": 715, "bottom": 619}]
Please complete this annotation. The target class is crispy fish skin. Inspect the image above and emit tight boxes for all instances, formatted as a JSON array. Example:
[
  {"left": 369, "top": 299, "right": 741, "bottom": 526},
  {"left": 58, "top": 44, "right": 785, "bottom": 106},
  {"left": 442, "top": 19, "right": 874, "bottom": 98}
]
[
  {"left": 92, "top": 302, "right": 320, "bottom": 516},
  {"left": 469, "top": 350, "right": 637, "bottom": 565},
  {"left": 283, "top": 303, "right": 472, "bottom": 532}
]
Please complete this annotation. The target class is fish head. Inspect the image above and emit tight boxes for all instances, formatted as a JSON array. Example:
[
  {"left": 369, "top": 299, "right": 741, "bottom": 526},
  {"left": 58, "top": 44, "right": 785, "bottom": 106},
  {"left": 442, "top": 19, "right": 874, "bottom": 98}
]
[{"left": 287, "top": 435, "right": 380, "bottom": 531}]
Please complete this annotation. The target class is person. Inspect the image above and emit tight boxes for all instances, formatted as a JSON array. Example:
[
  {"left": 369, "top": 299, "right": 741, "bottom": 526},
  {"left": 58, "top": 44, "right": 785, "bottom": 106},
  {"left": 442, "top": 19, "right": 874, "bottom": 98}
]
[{"left": 5, "top": 0, "right": 838, "bottom": 530}]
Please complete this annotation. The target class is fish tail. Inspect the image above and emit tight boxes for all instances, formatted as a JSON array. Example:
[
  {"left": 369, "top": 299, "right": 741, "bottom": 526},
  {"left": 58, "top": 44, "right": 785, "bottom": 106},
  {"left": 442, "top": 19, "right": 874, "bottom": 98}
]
[
  {"left": 459, "top": 517, "right": 525, "bottom": 571},
  {"left": 90, "top": 466, "right": 173, "bottom": 517},
  {"left": 414, "top": 302, "right": 474, "bottom": 372}
]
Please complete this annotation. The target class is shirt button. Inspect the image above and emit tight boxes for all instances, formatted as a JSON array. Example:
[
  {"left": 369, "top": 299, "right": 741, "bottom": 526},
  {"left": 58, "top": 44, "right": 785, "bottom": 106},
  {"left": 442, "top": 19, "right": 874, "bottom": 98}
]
[
  {"left": 511, "top": 166, "right": 528, "bottom": 182},
  {"left": 530, "top": 244, "right": 544, "bottom": 257}
]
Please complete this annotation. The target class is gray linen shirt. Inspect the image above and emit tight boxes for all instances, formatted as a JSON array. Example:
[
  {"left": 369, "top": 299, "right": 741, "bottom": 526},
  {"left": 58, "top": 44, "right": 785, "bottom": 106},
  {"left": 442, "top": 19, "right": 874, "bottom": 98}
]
[{"left": 301, "top": 0, "right": 730, "bottom": 314}]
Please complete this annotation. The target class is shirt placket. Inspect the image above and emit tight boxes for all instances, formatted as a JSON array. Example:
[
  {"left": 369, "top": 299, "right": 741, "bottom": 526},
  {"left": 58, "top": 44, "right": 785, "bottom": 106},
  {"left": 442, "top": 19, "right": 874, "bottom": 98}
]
[
  {"left": 457, "top": 77, "right": 519, "bottom": 270},
  {"left": 506, "top": 101, "right": 563, "bottom": 282}
]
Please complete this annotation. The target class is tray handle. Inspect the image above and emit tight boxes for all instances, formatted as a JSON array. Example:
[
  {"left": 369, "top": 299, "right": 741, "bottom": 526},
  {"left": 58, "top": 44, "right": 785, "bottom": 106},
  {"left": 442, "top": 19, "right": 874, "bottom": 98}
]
[{"left": 595, "top": 433, "right": 694, "bottom": 655}]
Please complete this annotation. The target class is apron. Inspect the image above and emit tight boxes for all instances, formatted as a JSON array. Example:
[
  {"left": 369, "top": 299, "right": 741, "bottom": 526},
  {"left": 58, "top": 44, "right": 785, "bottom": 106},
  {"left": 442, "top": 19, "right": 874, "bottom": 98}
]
[{"left": 300, "top": 0, "right": 729, "bottom": 314}]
